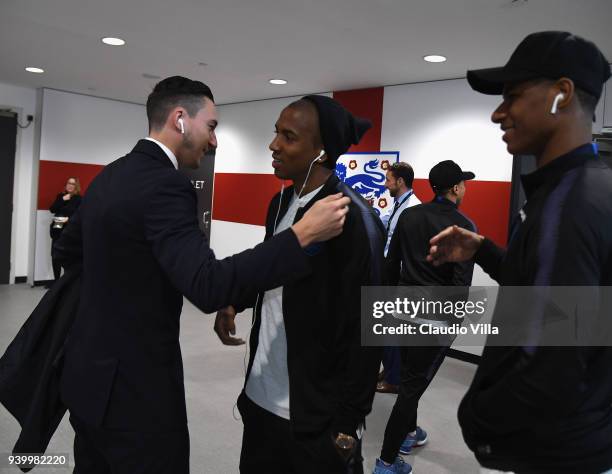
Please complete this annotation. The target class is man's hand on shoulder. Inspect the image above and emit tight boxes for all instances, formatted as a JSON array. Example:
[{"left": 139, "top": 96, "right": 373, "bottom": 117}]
[{"left": 291, "top": 193, "right": 350, "bottom": 247}]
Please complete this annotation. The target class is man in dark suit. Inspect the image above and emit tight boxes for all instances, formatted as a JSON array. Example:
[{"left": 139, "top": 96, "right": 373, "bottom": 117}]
[{"left": 55, "top": 76, "right": 350, "bottom": 474}]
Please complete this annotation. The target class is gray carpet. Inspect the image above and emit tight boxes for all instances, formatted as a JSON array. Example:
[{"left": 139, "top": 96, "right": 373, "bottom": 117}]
[{"left": 0, "top": 284, "right": 480, "bottom": 473}]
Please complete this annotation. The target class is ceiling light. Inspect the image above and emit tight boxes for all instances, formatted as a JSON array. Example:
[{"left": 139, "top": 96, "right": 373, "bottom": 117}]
[
  {"left": 101, "top": 37, "right": 126, "bottom": 46},
  {"left": 423, "top": 55, "right": 447, "bottom": 63},
  {"left": 25, "top": 67, "right": 44, "bottom": 74},
  {"left": 269, "top": 79, "right": 288, "bottom": 85}
]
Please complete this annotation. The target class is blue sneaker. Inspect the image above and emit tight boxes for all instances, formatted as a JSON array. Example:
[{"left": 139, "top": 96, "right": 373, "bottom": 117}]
[
  {"left": 399, "top": 426, "right": 428, "bottom": 455},
  {"left": 373, "top": 456, "right": 413, "bottom": 474}
]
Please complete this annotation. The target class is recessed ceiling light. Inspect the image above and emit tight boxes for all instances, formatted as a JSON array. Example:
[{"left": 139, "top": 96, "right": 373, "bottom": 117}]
[
  {"left": 25, "top": 67, "right": 44, "bottom": 74},
  {"left": 269, "top": 79, "right": 288, "bottom": 85},
  {"left": 101, "top": 37, "right": 126, "bottom": 46},
  {"left": 423, "top": 55, "right": 447, "bottom": 63}
]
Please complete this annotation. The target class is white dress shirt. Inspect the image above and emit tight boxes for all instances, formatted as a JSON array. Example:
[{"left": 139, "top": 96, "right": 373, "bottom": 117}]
[{"left": 144, "top": 137, "right": 179, "bottom": 170}]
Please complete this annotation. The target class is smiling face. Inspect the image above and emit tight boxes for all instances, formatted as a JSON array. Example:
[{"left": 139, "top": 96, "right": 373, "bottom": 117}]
[
  {"left": 491, "top": 79, "right": 557, "bottom": 157},
  {"left": 269, "top": 103, "right": 324, "bottom": 183},
  {"left": 176, "top": 97, "right": 218, "bottom": 169}
]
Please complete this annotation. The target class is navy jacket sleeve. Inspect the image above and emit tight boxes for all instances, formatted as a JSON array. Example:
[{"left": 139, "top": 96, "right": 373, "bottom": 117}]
[
  {"left": 459, "top": 198, "right": 610, "bottom": 438},
  {"left": 331, "top": 208, "right": 383, "bottom": 438},
  {"left": 474, "top": 237, "right": 505, "bottom": 283},
  {"left": 144, "top": 173, "right": 311, "bottom": 314}
]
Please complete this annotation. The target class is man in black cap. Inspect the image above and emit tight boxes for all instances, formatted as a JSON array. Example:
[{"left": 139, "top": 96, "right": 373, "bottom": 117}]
[
  {"left": 214, "top": 95, "right": 384, "bottom": 473},
  {"left": 372, "top": 160, "right": 476, "bottom": 474},
  {"left": 428, "top": 31, "right": 612, "bottom": 473}
]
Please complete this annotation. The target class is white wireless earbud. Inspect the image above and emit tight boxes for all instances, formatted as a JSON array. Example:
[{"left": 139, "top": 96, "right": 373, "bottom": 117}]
[
  {"left": 550, "top": 93, "right": 565, "bottom": 115},
  {"left": 178, "top": 117, "right": 185, "bottom": 134}
]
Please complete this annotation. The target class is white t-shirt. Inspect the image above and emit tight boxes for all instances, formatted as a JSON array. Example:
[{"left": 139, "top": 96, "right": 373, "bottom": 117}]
[{"left": 245, "top": 185, "right": 323, "bottom": 419}]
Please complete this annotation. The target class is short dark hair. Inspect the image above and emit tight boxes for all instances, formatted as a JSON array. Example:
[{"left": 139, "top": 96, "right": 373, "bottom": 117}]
[
  {"left": 146, "top": 76, "right": 214, "bottom": 131},
  {"left": 575, "top": 86, "right": 598, "bottom": 120},
  {"left": 388, "top": 162, "right": 414, "bottom": 188}
]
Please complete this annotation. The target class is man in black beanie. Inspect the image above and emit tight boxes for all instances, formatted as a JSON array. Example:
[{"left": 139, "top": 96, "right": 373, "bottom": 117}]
[
  {"left": 428, "top": 31, "right": 612, "bottom": 473},
  {"left": 215, "top": 95, "right": 385, "bottom": 473}
]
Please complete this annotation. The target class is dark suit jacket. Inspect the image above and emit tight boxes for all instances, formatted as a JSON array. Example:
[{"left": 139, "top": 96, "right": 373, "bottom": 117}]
[
  {"left": 56, "top": 139, "right": 311, "bottom": 432},
  {"left": 0, "top": 267, "right": 81, "bottom": 470}
]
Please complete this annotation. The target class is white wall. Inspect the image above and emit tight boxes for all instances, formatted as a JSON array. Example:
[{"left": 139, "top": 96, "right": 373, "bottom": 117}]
[
  {"left": 381, "top": 78, "right": 512, "bottom": 182},
  {"left": 34, "top": 89, "right": 147, "bottom": 281},
  {"left": 0, "top": 81, "right": 37, "bottom": 280},
  {"left": 39, "top": 89, "right": 147, "bottom": 165}
]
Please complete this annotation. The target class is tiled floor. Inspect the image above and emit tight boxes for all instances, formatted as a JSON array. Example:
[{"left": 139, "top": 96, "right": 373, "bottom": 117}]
[{"left": 0, "top": 284, "right": 481, "bottom": 473}]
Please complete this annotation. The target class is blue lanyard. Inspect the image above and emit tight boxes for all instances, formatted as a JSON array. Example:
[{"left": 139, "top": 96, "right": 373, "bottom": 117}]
[{"left": 395, "top": 190, "right": 413, "bottom": 208}]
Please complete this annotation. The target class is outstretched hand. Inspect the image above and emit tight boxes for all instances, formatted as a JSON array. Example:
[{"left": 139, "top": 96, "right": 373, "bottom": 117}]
[{"left": 427, "top": 225, "right": 484, "bottom": 266}]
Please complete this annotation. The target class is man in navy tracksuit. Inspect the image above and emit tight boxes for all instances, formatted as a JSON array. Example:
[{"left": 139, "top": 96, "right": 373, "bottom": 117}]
[{"left": 429, "top": 31, "right": 612, "bottom": 473}]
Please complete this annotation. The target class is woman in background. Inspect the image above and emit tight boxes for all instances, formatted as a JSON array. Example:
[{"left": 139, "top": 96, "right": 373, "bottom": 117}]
[{"left": 49, "top": 177, "right": 81, "bottom": 282}]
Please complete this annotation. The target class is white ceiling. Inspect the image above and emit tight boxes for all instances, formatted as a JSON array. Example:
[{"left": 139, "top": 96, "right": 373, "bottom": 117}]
[{"left": 1, "top": 0, "right": 610, "bottom": 105}]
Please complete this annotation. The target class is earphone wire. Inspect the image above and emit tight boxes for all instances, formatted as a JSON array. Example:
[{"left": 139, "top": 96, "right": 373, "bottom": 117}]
[
  {"left": 298, "top": 153, "right": 323, "bottom": 200},
  {"left": 233, "top": 182, "right": 285, "bottom": 422}
]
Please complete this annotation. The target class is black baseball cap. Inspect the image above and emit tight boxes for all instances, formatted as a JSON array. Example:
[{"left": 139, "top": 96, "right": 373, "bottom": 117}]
[
  {"left": 429, "top": 160, "right": 475, "bottom": 191},
  {"left": 467, "top": 31, "right": 611, "bottom": 100}
]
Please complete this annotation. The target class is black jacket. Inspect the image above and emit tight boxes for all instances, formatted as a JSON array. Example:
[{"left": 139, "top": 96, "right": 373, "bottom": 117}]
[
  {"left": 242, "top": 175, "right": 384, "bottom": 438},
  {"left": 56, "top": 139, "right": 312, "bottom": 432},
  {"left": 459, "top": 144, "right": 612, "bottom": 473},
  {"left": 49, "top": 193, "right": 81, "bottom": 218},
  {"left": 386, "top": 197, "right": 475, "bottom": 286},
  {"left": 0, "top": 267, "right": 80, "bottom": 471},
  {"left": 49, "top": 193, "right": 81, "bottom": 240}
]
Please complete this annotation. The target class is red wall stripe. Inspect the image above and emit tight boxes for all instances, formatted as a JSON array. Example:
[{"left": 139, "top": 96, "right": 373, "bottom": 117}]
[
  {"left": 212, "top": 173, "right": 288, "bottom": 226},
  {"left": 38, "top": 161, "right": 104, "bottom": 210},
  {"left": 213, "top": 171, "right": 510, "bottom": 248},
  {"left": 333, "top": 87, "right": 384, "bottom": 153},
  {"left": 412, "top": 178, "right": 510, "bottom": 247}
]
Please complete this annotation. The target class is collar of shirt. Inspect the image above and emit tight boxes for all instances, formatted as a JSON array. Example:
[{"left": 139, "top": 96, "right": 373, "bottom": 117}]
[
  {"left": 394, "top": 189, "right": 413, "bottom": 206},
  {"left": 294, "top": 184, "right": 325, "bottom": 207},
  {"left": 144, "top": 137, "right": 179, "bottom": 170},
  {"left": 520, "top": 143, "right": 596, "bottom": 198},
  {"left": 432, "top": 196, "right": 458, "bottom": 208}
]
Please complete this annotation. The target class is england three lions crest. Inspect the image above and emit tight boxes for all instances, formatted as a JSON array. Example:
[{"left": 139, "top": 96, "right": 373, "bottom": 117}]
[{"left": 335, "top": 152, "right": 399, "bottom": 219}]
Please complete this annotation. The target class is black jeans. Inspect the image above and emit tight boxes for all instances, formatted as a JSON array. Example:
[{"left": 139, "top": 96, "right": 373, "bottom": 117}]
[
  {"left": 379, "top": 345, "right": 450, "bottom": 463},
  {"left": 238, "top": 393, "right": 363, "bottom": 474},
  {"left": 51, "top": 238, "right": 63, "bottom": 280},
  {"left": 70, "top": 415, "right": 189, "bottom": 474}
]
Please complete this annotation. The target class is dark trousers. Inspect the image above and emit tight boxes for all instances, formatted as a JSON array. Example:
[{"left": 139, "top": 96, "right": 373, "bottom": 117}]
[
  {"left": 51, "top": 239, "right": 63, "bottom": 280},
  {"left": 381, "top": 347, "right": 401, "bottom": 385},
  {"left": 238, "top": 393, "right": 363, "bottom": 474},
  {"left": 69, "top": 415, "right": 189, "bottom": 474},
  {"left": 380, "top": 345, "right": 450, "bottom": 463}
]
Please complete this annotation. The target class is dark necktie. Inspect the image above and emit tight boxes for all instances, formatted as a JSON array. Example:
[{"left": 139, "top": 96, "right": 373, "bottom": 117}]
[{"left": 386, "top": 200, "right": 402, "bottom": 233}]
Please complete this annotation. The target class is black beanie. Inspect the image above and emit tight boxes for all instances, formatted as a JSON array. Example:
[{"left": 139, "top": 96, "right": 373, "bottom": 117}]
[{"left": 302, "top": 95, "right": 372, "bottom": 165}]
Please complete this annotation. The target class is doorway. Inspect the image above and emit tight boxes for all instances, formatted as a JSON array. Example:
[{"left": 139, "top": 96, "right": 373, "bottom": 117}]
[{"left": 0, "top": 111, "right": 17, "bottom": 284}]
